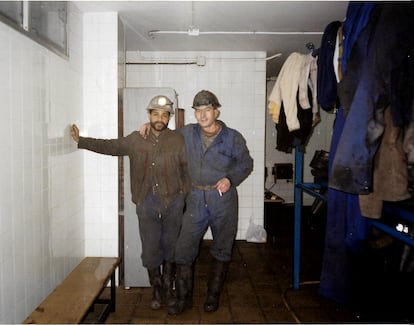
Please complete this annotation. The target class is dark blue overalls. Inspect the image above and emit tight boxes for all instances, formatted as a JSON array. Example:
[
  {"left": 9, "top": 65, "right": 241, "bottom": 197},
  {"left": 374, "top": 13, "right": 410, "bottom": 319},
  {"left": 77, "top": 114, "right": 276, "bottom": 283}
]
[{"left": 175, "top": 121, "right": 253, "bottom": 264}]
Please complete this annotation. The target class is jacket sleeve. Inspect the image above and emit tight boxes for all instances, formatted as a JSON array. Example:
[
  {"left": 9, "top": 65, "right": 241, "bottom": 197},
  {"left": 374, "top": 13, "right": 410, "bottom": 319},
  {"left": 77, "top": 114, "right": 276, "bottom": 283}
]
[
  {"left": 78, "top": 133, "right": 134, "bottom": 156},
  {"left": 227, "top": 131, "right": 254, "bottom": 187}
]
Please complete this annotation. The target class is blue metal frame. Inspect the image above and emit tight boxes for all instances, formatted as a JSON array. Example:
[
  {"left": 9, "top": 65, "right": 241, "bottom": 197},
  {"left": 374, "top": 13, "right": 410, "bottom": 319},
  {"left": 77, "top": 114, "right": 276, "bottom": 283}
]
[
  {"left": 293, "top": 147, "right": 327, "bottom": 290},
  {"left": 369, "top": 203, "right": 414, "bottom": 248}
]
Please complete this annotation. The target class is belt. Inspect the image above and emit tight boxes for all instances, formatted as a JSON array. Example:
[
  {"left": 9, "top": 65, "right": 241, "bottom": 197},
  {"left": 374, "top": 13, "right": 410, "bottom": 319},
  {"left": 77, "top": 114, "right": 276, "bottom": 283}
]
[{"left": 192, "top": 184, "right": 215, "bottom": 191}]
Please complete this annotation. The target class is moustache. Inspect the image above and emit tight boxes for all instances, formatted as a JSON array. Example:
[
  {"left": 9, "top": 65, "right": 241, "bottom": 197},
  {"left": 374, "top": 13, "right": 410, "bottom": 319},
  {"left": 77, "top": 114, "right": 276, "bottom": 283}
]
[{"left": 151, "top": 121, "right": 167, "bottom": 129}]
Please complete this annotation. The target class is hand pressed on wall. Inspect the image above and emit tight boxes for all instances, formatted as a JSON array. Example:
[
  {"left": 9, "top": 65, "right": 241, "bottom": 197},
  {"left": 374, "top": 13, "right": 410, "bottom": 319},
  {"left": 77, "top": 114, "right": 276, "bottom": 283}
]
[{"left": 71, "top": 124, "right": 80, "bottom": 143}]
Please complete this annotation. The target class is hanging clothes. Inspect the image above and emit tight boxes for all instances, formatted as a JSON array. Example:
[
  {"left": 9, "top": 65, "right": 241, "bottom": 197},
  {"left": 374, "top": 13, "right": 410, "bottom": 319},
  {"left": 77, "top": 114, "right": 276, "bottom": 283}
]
[
  {"left": 268, "top": 51, "right": 319, "bottom": 152},
  {"left": 275, "top": 88, "right": 314, "bottom": 153},
  {"left": 359, "top": 106, "right": 411, "bottom": 219},
  {"left": 329, "top": 2, "right": 414, "bottom": 194},
  {"left": 390, "top": 49, "right": 414, "bottom": 128},
  {"left": 317, "top": 20, "right": 342, "bottom": 112},
  {"left": 404, "top": 103, "right": 414, "bottom": 165},
  {"left": 319, "top": 108, "right": 371, "bottom": 304},
  {"left": 299, "top": 53, "right": 319, "bottom": 117},
  {"left": 268, "top": 52, "right": 318, "bottom": 132},
  {"left": 318, "top": 2, "right": 378, "bottom": 304}
]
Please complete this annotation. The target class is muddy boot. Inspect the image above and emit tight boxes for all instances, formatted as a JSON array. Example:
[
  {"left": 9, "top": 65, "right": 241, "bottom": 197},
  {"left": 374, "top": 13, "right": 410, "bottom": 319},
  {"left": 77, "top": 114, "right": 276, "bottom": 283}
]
[
  {"left": 167, "top": 264, "right": 193, "bottom": 315},
  {"left": 204, "top": 258, "right": 229, "bottom": 312},
  {"left": 148, "top": 266, "right": 162, "bottom": 310},
  {"left": 162, "top": 261, "right": 176, "bottom": 307}
]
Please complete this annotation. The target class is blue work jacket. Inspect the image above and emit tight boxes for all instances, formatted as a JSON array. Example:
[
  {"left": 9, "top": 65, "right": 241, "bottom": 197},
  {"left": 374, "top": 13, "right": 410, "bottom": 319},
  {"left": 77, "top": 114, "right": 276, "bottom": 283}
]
[{"left": 177, "top": 120, "right": 253, "bottom": 188}]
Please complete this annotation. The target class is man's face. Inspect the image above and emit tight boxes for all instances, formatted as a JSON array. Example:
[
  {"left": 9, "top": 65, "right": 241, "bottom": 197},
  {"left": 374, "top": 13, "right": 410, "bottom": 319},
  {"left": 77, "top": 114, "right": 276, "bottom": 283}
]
[
  {"left": 194, "top": 105, "right": 219, "bottom": 128},
  {"left": 149, "top": 109, "right": 170, "bottom": 132}
]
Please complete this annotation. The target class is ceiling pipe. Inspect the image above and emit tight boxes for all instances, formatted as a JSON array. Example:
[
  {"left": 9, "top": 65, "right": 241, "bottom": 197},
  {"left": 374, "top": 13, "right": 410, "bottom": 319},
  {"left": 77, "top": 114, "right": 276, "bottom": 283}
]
[
  {"left": 126, "top": 53, "right": 282, "bottom": 66},
  {"left": 126, "top": 56, "right": 206, "bottom": 66},
  {"left": 148, "top": 30, "right": 323, "bottom": 38}
]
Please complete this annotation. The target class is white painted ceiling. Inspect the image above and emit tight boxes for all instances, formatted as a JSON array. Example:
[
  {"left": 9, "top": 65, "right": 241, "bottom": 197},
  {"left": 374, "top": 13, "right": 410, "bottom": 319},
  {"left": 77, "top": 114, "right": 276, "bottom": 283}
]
[{"left": 74, "top": 1, "right": 349, "bottom": 77}]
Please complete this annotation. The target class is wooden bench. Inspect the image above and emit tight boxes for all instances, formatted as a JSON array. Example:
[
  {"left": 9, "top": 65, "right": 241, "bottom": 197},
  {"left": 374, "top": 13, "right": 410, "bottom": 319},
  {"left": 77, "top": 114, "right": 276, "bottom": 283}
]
[{"left": 24, "top": 257, "right": 120, "bottom": 324}]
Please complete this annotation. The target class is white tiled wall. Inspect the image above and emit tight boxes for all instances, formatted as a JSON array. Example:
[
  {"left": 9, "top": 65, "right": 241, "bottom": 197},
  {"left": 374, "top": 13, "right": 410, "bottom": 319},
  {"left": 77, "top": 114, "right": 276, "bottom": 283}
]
[
  {"left": 81, "top": 12, "right": 119, "bottom": 258},
  {"left": 126, "top": 51, "right": 266, "bottom": 239},
  {"left": 0, "top": 4, "right": 84, "bottom": 323}
]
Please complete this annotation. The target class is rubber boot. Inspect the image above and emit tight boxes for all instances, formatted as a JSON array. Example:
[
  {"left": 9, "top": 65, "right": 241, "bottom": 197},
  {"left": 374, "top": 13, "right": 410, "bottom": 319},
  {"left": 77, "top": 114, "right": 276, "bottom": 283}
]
[
  {"left": 147, "top": 266, "right": 162, "bottom": 310},
  {"left": 204, "top": 258, "right": 229, "bottom": 312},
  {"left": 167, "top": 264, "right": 193, "bottom": 315},
  {"left": 162, "top": 261, "right": 176, "bottom": 307}
]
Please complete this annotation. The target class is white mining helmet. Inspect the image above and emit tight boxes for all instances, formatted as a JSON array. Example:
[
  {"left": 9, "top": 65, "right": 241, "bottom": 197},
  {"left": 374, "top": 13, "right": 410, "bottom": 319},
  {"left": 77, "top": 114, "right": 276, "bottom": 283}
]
[{"left": 146, "top": 95, "right": 174, "bottom": 115}]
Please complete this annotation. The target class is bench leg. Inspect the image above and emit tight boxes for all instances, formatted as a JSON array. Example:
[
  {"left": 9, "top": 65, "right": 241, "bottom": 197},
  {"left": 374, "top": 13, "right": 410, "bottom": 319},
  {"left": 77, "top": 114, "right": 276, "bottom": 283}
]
[
  {"left": 110, "top": 271, "right": 116, "bottom": 312},
  {"left": 87, "top": 271, "right": 116, "bottom": 323}
]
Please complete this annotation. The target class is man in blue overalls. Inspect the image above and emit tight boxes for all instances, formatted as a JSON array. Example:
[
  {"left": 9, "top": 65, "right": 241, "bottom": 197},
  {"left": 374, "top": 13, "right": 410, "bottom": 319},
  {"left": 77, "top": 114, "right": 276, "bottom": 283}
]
[{"left": 169, "top": 90, "right": 254, "bottom": 315}]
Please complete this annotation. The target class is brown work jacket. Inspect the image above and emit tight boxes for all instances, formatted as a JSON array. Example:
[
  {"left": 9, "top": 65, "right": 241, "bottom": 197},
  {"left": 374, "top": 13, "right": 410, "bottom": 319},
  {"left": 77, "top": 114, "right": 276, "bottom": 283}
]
[{"left": 78, "top": 129, "right": 191, "bottom": 207}]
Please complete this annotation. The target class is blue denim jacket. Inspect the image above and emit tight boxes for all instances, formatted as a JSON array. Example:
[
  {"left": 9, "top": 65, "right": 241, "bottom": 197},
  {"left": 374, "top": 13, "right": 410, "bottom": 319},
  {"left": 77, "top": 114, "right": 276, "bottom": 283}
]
[{"left": 177, "top": 120, "right": 253, "bottom": 188}]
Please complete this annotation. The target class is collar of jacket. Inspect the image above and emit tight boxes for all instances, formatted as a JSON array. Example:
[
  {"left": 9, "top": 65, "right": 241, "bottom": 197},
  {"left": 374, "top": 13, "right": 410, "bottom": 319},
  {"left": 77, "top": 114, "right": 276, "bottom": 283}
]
[
  {"left": 194, "top": 120, "right": 227, "bottom": 137},
  {"left": 148, "top": 128, "right": 172, "bottom": 142}
]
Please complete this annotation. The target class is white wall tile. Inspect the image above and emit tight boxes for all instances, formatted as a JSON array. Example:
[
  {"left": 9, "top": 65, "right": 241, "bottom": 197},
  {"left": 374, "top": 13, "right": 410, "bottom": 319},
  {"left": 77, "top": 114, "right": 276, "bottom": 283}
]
[
  {"left": 0, "top": 3, "right": 85, "bottom": 323},
  {"left": 82, "top": 12, "right": 119, "bottom": 259}
]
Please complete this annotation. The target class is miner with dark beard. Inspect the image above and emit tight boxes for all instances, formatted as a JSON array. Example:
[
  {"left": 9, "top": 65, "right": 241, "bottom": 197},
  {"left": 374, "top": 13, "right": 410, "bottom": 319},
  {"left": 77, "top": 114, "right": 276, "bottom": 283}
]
[{"left": 70, "top": 95, "right": 190, "bottom": 311}]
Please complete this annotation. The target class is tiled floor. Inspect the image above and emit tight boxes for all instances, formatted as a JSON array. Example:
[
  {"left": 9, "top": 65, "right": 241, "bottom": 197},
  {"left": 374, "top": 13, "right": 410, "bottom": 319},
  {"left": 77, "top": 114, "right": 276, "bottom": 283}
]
[{"left": 87, "top": 205, "right": 414, "bottom": 324}]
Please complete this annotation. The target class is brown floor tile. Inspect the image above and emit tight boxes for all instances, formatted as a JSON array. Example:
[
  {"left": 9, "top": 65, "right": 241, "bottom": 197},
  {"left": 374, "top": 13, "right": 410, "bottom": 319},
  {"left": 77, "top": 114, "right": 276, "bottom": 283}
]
[
  {"left": 105, "top": 304, "right": 136, "bottom": 324},
  {"left": 225, "top": 280, "right": 254, "bottom": 294},
  {"left": 256, "top": 291, "right": 284, "bottom": 309},
  {"left": 90, "top": 239, "right": 363, "bottom": 324},
  {"left": 254, "top": 281, "right": 283, "bottom": 293},
  {"left": 166, "top": 306, "right": 200, "bottom": 324},
  {"left": 198, "top": 291, "right": 230, "bottom": 308},
  {"left": 227, "top": 290, "right": 259, "bottom": 308},
  {"left": 131, "top": 305, "right": 168, "bottom": 324},
  {"left": 88, "top": 207, "right": 413, "bottom": 324},
  {"left": 231, "top": 306, "right": 266, "bottom": 323},
  {"left": 283, "top": 284, "right": 325, "bottom": 309},
  {"left": 295, "top": 306, "right": 358, "bottom": 323},
  {"left": 115, "top": 287, "right": 143, "bottom": 306},
  {"left": 199, "top": 305, "right": 233, "bottom": 324},
  {"left": 262, "top": 306, "right": 297, "bottom": 323}
]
